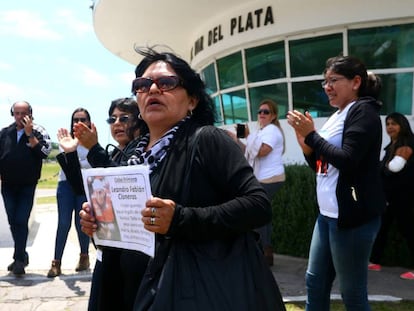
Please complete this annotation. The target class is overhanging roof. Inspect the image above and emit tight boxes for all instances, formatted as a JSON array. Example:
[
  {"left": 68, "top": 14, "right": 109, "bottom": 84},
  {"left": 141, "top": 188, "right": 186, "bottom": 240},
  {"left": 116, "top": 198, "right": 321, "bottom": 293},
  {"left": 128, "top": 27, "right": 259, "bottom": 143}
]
[{"left": 92, "top": 0, "right": 243, "bottom": 65}]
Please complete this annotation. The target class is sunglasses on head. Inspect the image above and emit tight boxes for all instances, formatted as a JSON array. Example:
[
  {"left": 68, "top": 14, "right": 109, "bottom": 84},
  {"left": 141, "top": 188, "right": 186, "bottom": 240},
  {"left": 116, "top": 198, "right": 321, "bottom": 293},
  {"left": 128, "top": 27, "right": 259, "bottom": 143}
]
[
  {"left": 257, "top": 109, "right": 271, "bottom": 115},
  {"left": 73, "top": 117, "right": 88, "bottom": 123},
  {"left": 106, "top": 115, "right": 130, "bottom": 124},
  {"left": 131, "top": 76, "right": 182, "bottom": 94}
]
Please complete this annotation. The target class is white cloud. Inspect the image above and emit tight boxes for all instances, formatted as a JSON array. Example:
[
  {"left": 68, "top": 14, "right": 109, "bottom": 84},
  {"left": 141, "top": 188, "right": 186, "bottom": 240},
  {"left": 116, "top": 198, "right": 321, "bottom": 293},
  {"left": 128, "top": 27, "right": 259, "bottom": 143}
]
[
  {"left": 55, "top": 9, "right": 93, "bottom": 37},
  {"left": 0, "top": 62, "right": 12, "bottom": 70},
  {"left": 80, "top": 66, "right": 111, "bottom": 87},
  {"left": 0, "top": 10, "right": 62, "bottom": 40},
  {"left": 0, "top": 81, "right": 23, "bottom": 100},
  {"left": 118, "top": 71, "right": 135, "bottom": 85}
]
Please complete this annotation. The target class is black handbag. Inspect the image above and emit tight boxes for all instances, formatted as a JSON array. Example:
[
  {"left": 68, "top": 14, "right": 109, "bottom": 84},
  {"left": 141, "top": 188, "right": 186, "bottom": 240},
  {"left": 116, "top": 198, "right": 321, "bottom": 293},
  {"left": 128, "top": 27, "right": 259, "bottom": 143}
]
[{"left": 133, "top": 127, "right": 286, "bottom": 311}]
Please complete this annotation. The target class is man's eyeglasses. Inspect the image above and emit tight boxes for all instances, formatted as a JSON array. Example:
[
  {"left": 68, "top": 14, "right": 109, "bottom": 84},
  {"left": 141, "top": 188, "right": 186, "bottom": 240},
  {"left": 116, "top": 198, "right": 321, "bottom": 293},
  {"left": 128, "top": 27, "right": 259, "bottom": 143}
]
[
  {"left": 131, "top": 76, "right": 182, "bottom": 94},
  {"left": 321, "top": 77, "right": 346, "bottom": 88},
  {"left": 73, "top": 118, "right": 88, "bottom": 123},
  {"left": 106, "top": 115, "right": 130, "bottom": 124},
  {"left": 257, "top": 109, "right": 271, "bottom": 115}
]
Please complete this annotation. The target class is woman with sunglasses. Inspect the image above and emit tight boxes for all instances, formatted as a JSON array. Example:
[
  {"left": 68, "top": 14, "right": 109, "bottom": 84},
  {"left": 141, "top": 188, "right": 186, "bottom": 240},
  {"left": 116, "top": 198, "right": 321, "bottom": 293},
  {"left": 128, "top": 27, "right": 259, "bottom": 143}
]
[
  {"left": 228, "top": 99, "right": 285, "bottom": 266},
  {"left": 78, "top": 47, "right": 286, "bottom": 311},
  {"left": 47, "top": 108, "right": 92, "bottom": 278},
  {"left": 61, "top": 98, "right": 148, "bottom": 310},
  {"left": 286, "top": 56, "right": 385, "bottom": 310}
]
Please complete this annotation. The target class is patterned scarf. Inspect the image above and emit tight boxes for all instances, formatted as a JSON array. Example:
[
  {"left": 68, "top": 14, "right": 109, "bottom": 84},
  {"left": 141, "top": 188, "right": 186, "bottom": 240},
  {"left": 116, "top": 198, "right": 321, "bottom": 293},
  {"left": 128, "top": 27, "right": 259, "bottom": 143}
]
[{"left": 128, "top": 117, "right": 189, "bottom": 174}]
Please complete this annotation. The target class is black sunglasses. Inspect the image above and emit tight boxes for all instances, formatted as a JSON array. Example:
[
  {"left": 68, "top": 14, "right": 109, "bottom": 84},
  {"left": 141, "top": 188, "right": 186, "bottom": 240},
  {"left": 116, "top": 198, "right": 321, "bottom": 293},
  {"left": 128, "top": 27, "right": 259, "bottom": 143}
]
[
  {"left": 73, "top": 117, "right": 88, "bottom": 123},
  {"left": 257, "top": 109, "right": 271, "bottom": 115},
  {"left": 106, "top": 115, "right": 130, "bottom": 124},
  {"left": 131, "top": 76, "right": 182, "bottom": 94}
]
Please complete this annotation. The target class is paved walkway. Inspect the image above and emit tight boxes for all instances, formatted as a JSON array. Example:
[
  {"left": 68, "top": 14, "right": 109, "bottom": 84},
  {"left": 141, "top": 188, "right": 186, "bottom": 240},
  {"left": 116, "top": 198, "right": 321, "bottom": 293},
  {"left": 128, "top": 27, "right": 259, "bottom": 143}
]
[{"left": 0, "top": 189, "right": 413, "bottom": 310}]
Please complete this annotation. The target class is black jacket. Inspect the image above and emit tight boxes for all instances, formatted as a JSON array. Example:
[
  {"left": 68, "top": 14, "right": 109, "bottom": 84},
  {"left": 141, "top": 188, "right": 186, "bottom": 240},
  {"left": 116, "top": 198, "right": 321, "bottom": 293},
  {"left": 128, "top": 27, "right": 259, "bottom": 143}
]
[
  {"left": 304, "top": 96, "right": 386, "bottom": 228},
  {"left": 0, "top": 123, "right": 51, "bottom": 185},
  {"left": 59, "top": 138, "right": 141, "bottom": 195},
  {"left": 380, "top": 136, "right": 414, "bottom": 203},
  {"left": 87, "top": 138, "right": 140, "bottom": 168},
  {"left": 134, "top": 120, "right": 284, "bottom": 310}
]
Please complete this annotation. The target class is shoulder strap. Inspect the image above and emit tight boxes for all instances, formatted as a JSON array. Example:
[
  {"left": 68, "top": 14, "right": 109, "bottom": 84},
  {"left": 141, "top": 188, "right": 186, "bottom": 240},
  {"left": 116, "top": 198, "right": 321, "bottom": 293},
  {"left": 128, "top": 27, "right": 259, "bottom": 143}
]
[{"left": 180, "top": 126, "right": 205, "bottom": 203}]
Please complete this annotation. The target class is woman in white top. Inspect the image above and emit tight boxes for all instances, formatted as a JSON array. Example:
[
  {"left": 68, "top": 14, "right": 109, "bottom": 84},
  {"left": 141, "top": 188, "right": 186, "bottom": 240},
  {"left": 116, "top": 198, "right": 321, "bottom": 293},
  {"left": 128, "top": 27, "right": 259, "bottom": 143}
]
[
  {"left": 231, "top": 99, "right": 286, "bottom": 265},
  {"left": 47, "top": 108, "right": 92, "bottom": 277}
]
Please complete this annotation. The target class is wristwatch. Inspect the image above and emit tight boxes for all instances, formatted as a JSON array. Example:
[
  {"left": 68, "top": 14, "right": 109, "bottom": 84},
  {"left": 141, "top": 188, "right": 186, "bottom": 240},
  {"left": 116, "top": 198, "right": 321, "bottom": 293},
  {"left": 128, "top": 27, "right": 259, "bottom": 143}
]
[{"left": 26, "top": 132, "right": 35, "bottom": 139}]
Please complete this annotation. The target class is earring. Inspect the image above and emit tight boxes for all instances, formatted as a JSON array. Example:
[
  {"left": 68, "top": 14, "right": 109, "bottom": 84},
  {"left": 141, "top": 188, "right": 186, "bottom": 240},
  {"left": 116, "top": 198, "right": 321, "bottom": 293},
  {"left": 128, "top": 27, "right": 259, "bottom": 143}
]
[
  {"left": 187, "top": 110, "right": 193, "bottom": 116},
  {"left": 138, "top": 113, "right": 142, "bottom": 120}
]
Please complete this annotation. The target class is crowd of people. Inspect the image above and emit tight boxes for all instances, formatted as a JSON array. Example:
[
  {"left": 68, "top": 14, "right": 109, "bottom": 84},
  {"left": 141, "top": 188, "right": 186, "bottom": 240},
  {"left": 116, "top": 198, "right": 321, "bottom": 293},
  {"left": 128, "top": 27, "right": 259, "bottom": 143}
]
[{"left": 1, "top": 50, "right": 413, "bottom": 311}]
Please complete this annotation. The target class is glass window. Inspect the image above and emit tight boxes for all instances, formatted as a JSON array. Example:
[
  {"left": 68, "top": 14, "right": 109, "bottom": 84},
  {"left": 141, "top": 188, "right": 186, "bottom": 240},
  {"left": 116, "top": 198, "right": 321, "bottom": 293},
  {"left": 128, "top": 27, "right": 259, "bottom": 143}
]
[
  {"left": 201, "top": 63, "right": 217, "bottom": 94},
  {"left": 217, "top": 52, "right": 244, "bottom": 89},
  {"left": 289, "top": 34, "right": 343, "bottom": 77},
  {"left": 245, "top": 42, "right": 286, "bottom": 82},
  {"left": 349, "top": 24, "right": 414, "bottom": 69},
  {"left": 379, "top": 73, "right": 413, "bottom": 115},
  {"left": 248, "top": 84, "right": 289, "bottom": 120},
  {"left": 212, "top": 96, "right": 224, "bottom": 126},
  {"left": 221, "top": 90, "right": 247, "bottom": 124},
  {"left": 292, "top": 81, "right": 334, "bottom": 117}
]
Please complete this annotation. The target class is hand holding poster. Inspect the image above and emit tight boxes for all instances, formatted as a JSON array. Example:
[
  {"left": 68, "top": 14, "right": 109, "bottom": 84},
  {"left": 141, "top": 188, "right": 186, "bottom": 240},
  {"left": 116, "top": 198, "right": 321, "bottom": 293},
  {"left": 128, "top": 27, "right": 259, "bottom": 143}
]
[{"left": 81, "top": 165, "right": 155, "bottom": 257}]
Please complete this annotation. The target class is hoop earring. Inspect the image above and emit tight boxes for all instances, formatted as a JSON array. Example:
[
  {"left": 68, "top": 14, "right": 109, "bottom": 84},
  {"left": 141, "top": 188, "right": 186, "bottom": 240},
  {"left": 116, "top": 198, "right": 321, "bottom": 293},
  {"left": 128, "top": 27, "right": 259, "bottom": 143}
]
[
  {"left": 187, "top": 110, "right": 193, "bottom": 116},
  {"left": 138, "top": 113, "right": 142, "bottom": 120}
]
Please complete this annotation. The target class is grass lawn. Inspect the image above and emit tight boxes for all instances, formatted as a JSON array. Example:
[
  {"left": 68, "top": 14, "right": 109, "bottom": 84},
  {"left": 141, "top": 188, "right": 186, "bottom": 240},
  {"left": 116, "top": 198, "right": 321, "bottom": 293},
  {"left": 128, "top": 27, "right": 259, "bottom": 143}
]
[
  {"left": 37, "top": 161, "right": 59, "bottom": 204},
  {"left": 38, "top": 161, "right": 59, "bottom": 189},
  {"left": 285, "top": 301, "right": 414, "bottom": 310}
]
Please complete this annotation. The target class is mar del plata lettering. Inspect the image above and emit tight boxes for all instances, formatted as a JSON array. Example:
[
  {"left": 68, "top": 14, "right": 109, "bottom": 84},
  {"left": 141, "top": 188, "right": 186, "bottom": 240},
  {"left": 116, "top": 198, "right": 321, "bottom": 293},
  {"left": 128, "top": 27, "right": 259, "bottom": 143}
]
[{"left": 191, "top": 6, "right": 274, "bottom": 59}]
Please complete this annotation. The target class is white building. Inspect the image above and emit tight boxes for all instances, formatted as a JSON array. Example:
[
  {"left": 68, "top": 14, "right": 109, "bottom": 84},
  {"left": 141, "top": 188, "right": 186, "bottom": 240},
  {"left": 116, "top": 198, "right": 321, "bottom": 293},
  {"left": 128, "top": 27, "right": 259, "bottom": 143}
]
[{"left": 90, "top": 0, "right": 414, "bottom": 163}]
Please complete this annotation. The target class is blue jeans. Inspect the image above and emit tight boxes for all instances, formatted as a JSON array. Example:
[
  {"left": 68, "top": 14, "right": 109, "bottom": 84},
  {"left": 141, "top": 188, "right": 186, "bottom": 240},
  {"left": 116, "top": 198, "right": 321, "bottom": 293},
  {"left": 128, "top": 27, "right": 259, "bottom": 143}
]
[
  {"left": 2, "top": 183, "right": 36, "bottom": 262},
  {"left": 306, "top": 214, "right": 380, "bottom": 311},
  {"left": 54, "top": 180, "right": 90, "bottom": 259}
]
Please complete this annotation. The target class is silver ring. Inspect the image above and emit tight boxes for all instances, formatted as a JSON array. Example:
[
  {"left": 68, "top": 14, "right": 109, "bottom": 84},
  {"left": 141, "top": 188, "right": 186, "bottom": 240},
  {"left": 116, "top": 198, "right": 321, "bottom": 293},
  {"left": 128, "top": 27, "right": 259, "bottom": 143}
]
[
  {"left": 151, "top": 207, "right": 156, "bottom": 217},
  {"left": 150, "top": 217, "right": 155, "bottom": 225},
  {"left": 295, "top": 121, "right": 300, "bottom": 125}
]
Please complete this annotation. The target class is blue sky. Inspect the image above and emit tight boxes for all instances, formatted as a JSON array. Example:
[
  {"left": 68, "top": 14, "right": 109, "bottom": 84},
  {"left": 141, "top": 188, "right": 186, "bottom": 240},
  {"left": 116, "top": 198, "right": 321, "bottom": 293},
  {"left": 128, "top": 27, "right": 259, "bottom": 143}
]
[{"left": 0, "top": 1, "right": 136, "bottom": 145}]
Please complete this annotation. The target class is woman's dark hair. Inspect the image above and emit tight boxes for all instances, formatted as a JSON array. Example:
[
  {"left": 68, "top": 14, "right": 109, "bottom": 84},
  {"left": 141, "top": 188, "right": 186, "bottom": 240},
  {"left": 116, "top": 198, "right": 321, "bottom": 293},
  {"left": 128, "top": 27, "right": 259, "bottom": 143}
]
[
  {"left": 133, "top": 46, "right": 216, "bottom": 126},
  {"left": 323, "top": 55, "right": 368, "bottom": 97},
  {"left": 108, "top": 97, "right": 146, "bottom": 139},
  {"left": 70, "top": 107, "right": 91, "bottom": 137},
  {"left": 386, "top": 112, "right": 414, "bottom": 147},
  {"left": 365, "top": 72, "right": 382, "bottom": 99}
]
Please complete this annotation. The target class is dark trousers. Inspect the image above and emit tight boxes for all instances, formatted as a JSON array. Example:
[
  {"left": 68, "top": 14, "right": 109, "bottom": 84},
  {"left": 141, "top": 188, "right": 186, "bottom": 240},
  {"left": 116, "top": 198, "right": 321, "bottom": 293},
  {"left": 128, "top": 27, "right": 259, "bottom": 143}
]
[
  {"left": 370, "top": 197, "right": 414, "bottom": 268},
  {"left": 2, "top": 183, "right": 36, "bottom": 262},
  {"left": 255, "top": 181, "right": 284, "bottom": 248},
  {"left": 90, "top": 248, "right": 149, "bottom": 311}
]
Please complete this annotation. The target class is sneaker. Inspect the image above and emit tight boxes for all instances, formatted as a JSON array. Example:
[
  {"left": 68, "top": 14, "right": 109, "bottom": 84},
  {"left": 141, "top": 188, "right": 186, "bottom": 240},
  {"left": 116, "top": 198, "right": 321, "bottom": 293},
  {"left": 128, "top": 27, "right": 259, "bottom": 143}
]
[
  {"left": 400, "top": 271, "right": 414, "bottom": 280},
  {"left": 75, "top": 254, "right": 90, "bottom": 272},
  {"left": 12, "top": 260, "right": 25, "bottom": 276},
  {"left": 368, "top": 263, "right": 382, "bottom": 271},
  {"left": 47, "top": 260, "right": 61, "bottom": 278}
]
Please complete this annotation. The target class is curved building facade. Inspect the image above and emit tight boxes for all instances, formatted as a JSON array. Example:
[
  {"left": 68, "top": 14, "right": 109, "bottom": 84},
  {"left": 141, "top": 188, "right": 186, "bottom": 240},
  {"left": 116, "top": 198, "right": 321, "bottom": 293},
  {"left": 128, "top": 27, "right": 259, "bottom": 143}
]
[{"left": 91, "top": 0, "right": 414, "bottom": 162}]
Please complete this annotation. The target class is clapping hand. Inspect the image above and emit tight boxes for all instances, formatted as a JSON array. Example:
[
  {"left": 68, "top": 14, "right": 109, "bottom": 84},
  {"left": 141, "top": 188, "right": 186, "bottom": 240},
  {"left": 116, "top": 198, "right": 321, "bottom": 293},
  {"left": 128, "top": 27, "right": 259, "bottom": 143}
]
[
  {"left": 73, "top": 122, "right": 98, "bottom": 149},
  {"left": 57, "top": 128, "right": 78, "bottom": 153}
]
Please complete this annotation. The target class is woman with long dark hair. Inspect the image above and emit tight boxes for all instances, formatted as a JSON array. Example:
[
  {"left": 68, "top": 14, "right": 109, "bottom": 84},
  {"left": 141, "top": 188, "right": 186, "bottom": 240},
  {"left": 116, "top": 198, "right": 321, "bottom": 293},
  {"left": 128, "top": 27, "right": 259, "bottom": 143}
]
[
  {"left": 47, "top": 108, "right": 92, "bottom": 277},
  {"left": 369, "top": 112, "right": 414, "bottom": 280}
]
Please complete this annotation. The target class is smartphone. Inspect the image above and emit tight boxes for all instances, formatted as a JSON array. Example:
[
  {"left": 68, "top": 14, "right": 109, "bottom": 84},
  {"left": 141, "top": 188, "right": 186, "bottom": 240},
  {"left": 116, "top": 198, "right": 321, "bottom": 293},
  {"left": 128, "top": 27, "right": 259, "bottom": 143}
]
[
  {"left": 236, "top": 123, "right": 246, "bottom": 138},
  {"left": 21, "top": 115, "right": 32, "bottom": 125}
]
